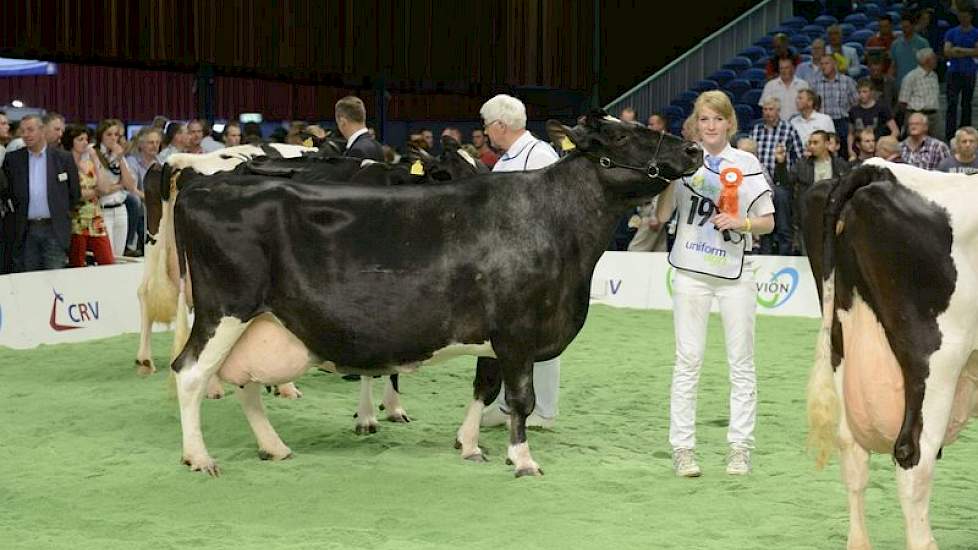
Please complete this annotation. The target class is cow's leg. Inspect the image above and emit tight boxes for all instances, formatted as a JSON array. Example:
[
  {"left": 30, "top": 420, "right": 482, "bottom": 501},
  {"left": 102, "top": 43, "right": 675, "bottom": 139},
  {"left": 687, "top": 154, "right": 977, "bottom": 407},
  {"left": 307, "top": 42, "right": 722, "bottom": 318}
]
[
  {"left": 837, "top": 363, "right": 873, "bottom": 550},
  {"left": 894, "top": 344, "right": 968, "bottom": 550},
  {"left": 173, "top": 316, "right": 250, "bottom": 476},
  {"left": 236, "top": 383, "right": 293, "bottom": 461},
  {"left": 381, "top": 375, "right": 410, "bottom": 422},
  {"left": 135, "top": 282, "right": 156, "bottom": 376},
  {"left": 355, "top": 376, "right": 378, "bottom": 434},
  {"left": 501, "top": 357, "right": 541, "bottom": 477},
  {"left": 456, "top": 357, "right": 503, "bottom": 462},
  {"left": 274, "top": 382, "right": 303, "bottom": 399}
]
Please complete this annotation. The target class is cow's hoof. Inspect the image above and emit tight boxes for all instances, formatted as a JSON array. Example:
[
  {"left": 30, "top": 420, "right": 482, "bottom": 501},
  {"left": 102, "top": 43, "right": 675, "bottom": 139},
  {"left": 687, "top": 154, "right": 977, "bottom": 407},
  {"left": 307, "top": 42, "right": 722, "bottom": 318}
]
[
  {"left": 514, "top": 466, "right": 543, "bottom": 478},
  {"left": 258, "top": 449, "right": 294, "bottom": 461},
  {"left": 135, "top": 359, "right": 156, "bottom": 376},
  {"left": 453, "top": 439, "right": 462, "bottom": 450},
  {"left": 182, "top": 456, "right": 221, "bottom": 477},
  {"left": 355, "top": 422, "right": 378, "bottom": 435},
  {"left": 274, "top": 383, "right": 303, "bottom": 399},
  {"left": 385, "top": 409, "right": 411, "bottom": 423},
  {"left": 206, "top": 390, "right": 225, "bottom": 400},
  {"left": 463, "top": 449, "right": 488, "bottom": 463}
]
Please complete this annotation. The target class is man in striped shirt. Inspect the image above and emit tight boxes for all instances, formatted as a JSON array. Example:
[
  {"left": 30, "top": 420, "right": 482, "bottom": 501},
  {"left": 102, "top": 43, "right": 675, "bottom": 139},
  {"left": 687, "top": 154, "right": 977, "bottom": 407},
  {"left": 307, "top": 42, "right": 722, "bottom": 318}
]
[
  {"left": 900, "top": 112, "right": 950, "bottom": 169},
  {"left": 749, "top": 97, "right": 805, "bottom": 175},
  {"left": 811, "top": 54, "right": 858, "bottom": 149}
]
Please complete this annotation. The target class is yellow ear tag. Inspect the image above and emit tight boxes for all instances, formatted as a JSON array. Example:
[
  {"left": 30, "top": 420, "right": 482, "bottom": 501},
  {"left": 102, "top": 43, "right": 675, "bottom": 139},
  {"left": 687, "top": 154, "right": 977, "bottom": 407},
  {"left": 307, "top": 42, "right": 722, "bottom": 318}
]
[
  {"left": 410, "top": 160, "right": 425, "bottom": 175},
  {"left": 560, "top": 136, "right": 576, "bottom": 151},
  {"left": 302, "top": 137, "right": 314, "bottom": 148}
]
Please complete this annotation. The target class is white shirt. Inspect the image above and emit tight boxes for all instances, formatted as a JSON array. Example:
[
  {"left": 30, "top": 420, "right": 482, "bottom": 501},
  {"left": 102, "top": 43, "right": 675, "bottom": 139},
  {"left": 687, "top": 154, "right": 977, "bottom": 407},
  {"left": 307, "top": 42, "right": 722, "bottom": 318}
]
[
  {"left": 790, "top": 111, "right": 836, "bottom": 146},
  {"left": 898, "top": 66, "right": 940, "bottom": 111},
  {"left": 759, "top": 77, "right": 810, "bottom": 121},
  {"left": 200, "top": 135, "right": 224, "bottom": 153},
  {"left": 492, "top": 130, "right": 559, "bottom": 172},
  {"left": 345, "top": 128, "right": 369, "bottom": 151}
]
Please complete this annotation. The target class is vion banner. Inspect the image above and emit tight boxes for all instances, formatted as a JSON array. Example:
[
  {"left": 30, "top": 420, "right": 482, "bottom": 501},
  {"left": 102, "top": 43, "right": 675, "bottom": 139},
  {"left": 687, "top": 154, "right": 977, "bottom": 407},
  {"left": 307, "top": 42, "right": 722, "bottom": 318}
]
[
  {"left": 0, "top": 263, "right": 144, "bottom": 349},
  {"left": 591, "top": 252, "right": 819, "bottom": 318}
]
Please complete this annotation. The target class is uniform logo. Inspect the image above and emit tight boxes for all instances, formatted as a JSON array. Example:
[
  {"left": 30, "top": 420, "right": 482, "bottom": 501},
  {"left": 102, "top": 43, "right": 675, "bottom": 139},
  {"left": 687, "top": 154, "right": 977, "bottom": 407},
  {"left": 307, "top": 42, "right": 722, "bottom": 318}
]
[{"left": 49, "top": 288, "right": 100, "bottom": 331}]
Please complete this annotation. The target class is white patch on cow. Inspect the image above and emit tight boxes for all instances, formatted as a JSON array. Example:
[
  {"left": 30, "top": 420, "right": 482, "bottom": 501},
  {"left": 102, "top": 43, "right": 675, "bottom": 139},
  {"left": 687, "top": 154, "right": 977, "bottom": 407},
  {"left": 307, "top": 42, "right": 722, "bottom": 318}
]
[
  {"left": 360, "top": 159, "right": 378, "bottom": 167},
  {"left": 603, "top": 115, "right": 622, "bottom": 123},
  {"left": 456, "top": 399, "right": 485, "bottom": 460},
  {"left": 167, "top": 145, "right": 266, "bottom": 175},
  {"left": 356, "top": 376, "right": 378, "bottom": 433},
  {"left": 507, "top": 442, "right": 541, "bottom": 476},
  {"left": 456, "top": 148, "right": 477, "bottom": 169},
  {"left": 267, "top": 143, "right": 317, "bottom": 158},
  {"left": 425, "top": 342, "right": 496, "bottom": 365}
]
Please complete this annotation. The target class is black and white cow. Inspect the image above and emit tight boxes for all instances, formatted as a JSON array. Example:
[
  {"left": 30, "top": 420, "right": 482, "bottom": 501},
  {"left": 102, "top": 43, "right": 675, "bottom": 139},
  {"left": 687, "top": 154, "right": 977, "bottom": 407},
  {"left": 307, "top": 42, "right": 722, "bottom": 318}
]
[
  {"left": 136, "top": 141, "right": 485, "bottom": 425},
  {"left": 805, "top": 158, "right": 978, "bottom": 550},
  {"left": 169, "top": 113, "right": 701, "bottom": 477}
]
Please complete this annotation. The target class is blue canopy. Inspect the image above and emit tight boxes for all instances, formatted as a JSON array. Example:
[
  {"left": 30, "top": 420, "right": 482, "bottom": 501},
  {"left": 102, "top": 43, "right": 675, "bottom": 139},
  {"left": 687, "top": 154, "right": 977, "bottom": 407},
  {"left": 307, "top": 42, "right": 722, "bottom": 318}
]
[{"left": 0, "top": 58, "right": 57, "bottom": 77}]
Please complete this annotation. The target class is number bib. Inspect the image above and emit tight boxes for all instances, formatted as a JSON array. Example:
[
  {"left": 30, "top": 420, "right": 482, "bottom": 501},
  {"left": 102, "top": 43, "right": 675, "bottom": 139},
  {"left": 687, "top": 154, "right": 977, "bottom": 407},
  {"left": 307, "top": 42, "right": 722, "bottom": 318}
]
[{"left": 668, "top": 165, "right": 770, "bottom": 280}]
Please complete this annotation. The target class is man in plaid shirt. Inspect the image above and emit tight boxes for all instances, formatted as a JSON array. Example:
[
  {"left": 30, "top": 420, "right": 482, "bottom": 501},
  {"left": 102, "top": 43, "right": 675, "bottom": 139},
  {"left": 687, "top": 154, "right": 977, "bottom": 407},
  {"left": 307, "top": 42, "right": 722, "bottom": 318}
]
[
  {"left": 811, "top": 54, "right": 858, "bottom": 150},
  {"left": 900, "top": 112, "right": 950, "bottom": 169},
  {"left": 749, "top": 97, "right": 805, "bottom": 175}
]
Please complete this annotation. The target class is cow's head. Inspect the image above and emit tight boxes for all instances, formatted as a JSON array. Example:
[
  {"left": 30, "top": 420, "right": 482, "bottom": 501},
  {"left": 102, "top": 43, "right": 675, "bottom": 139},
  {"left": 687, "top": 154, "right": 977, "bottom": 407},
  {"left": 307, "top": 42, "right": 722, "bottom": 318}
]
[
  {"left": 430, "top": 135, "right": 489, "bottom": 181},
  {"left": 547, "top": 110, "right": 701, "bottom": 196}
]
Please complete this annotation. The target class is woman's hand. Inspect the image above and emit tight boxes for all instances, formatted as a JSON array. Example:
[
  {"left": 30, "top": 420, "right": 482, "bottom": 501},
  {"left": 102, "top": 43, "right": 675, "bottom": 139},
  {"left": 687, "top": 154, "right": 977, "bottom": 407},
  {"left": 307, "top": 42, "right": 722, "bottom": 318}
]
[{"left": 712, "top": 212, "right": 746, "bottom": 232}]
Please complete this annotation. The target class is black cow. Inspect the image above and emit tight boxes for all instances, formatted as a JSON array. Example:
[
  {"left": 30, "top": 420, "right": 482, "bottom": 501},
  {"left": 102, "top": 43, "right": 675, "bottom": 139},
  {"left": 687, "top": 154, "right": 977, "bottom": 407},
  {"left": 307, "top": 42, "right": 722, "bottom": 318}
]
[
  {"left": 804, "top": 158, "right": 978, "bottom": 549},
  {"left": 170, "top": 112, "right": 701, "bottom": 477}
]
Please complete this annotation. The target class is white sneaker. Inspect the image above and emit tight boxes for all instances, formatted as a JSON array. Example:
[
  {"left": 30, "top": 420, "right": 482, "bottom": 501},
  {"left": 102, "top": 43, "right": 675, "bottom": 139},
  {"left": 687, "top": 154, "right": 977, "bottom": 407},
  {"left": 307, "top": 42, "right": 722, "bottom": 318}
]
[
  {"left": 726, "top": 446, "right": 752, "bottom": 475},
  {"left": 479, "top": 408, "right": 556, "bottom": 429},
  {"left": 480, "top": 406, "right": 509, "bottom": 427},
  {"left": 673, "top": 448, "right": 702, "bottom": 477}
]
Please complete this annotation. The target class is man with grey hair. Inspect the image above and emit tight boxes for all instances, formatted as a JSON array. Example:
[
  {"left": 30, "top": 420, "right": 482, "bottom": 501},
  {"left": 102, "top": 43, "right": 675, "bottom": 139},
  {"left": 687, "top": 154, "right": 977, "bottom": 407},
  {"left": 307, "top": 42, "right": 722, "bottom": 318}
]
[
  {"left": 899, "top": 47, "right": 941, "bottom": 135},
  {"left": 760, "top": 57, "right": 809, "bottom": 122},
  {"left": 796, "top": 38, "right": 826, "bottom": 84},
  {"left": 478, "top": 93, "right": 561, "bottom": 429},
  {"left": 937, "top": 126, "right": 978, "bottom": 174},
  {"left": 900, "top": 112, "right": 950, "bottom": 169}
]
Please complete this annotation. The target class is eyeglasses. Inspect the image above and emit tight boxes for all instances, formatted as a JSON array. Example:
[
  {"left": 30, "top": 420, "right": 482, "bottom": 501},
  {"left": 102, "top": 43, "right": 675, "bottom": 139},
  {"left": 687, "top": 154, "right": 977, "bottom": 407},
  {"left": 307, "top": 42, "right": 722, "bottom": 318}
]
[{"left": 484, "top": 119, "right": 501, "bottom": 132}]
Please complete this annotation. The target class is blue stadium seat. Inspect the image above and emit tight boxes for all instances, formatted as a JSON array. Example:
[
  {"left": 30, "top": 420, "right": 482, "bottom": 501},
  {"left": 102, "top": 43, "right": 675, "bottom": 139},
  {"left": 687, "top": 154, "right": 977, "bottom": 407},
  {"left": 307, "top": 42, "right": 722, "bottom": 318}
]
[
  {"left": 845, "top": 42, "right": 865, "bottom": 58},
  {"left": 790, "top": 34, "right": 812, "bottom": 49},
  {"left": 858, "top": 3, "right": 881, "bottom": 17},
  {"left": 691, "top": 79, "right": 719, "bottom": 92},
  {"left": 754, "top": 35, "right": 775, "bottom": 49},
  {"left": 722, "top": 57, "right": 753, "bottom": 72},
  {"left": 668, "top": 120, "right": 683, "bottom": 136},
  {"left": 855, "top": 65, "right": 869, "bottom": 80},
  {"left": 938, "top": 19, "right": 951, "bottom": 31},
  {"left": 814, "top": 14, "right": 838, "bottom": 27},
  {"left": 850, "top": 29, "right": 875, "bottom": 44},
  {"left": 890, "top": 2, "right": 905, "bottom": 11},
  {"left": 659, "top": 105, "right": 686, "bottom": 122},
  {"left": 769, "top": 25, "right": 796, "bottom": 36},
  {"left": 721, "top": 89, "right": 737, "bottom": 104},
  {"left": 741, "top": 88, "right": 763, "bottom": 107},
  {"left": 670, "top": 97, "right": 693, "bottom": 113},
  {"left": 802, "top": 24, "right": 826, "bottom": 39},
  {"left": 887, "top": 11, "right": 900, "bottom": 23},
  {"left": 738, "top": 46, "right": 768, "bottom": 62},
  {"left": 742, "top": 67, "right": 767, "bottom": 84},
  {"left": 844, "top": 13, "right": 869, "bottom": 26},
  {"left": 708, "top": 69, "right": 738, "bottom": 86},
  {"left": 752, "top": 57, "right": 769, "bottom": 69},
  {"left": 839, "top": 23, "right": 856, "bottom": 38},
  {"left": 723, "top": 78, "right": 752, "bottom": 99},
  {"left": 678, "top": 90, "right": 699, "bottom": 104},
  {"left": 782, "top": 16, "right": 810, "bottom": 28},
  {"left": 734, "top": 104, "right": 755, "bottom": 129}
]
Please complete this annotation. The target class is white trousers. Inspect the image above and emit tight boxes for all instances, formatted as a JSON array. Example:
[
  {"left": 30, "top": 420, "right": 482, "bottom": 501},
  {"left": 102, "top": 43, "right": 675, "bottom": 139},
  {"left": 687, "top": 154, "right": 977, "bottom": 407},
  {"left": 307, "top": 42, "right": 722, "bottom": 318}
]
[
  {"left": 669, "top": 267, "right": 757, "bottom": 450},
  {"left": 102, "top": 206, "right": 129, "bottom": 258},
  {"left": 489, "top": 357, "right": 560, "bottom": 419}
]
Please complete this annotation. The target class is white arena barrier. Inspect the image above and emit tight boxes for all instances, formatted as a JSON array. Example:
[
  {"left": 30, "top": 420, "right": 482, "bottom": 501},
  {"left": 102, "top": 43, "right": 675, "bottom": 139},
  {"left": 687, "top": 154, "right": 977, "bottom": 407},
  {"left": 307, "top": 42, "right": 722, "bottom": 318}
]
[{"left": 0, "top": 252, "right": 819, "bottom": 350}]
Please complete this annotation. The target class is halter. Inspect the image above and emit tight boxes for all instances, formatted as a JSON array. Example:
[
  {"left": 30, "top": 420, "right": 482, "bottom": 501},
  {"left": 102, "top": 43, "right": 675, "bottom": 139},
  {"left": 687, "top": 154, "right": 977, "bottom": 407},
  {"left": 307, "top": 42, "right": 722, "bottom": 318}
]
[{"left": 588, "top": 130, "right": 675, "bottom": 183}]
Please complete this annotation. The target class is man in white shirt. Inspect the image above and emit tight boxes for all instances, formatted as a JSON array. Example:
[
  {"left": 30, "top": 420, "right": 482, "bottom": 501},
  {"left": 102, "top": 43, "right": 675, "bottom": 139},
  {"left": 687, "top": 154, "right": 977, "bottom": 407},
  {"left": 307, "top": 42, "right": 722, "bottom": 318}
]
[
  {"left": 790, "top": 89, "right": 836, "bottom": 145},
  {"left": 760, "top": 57, "right": 810, "bottom": 122},
  {"left": 898, "top": 48, "right": 941, "bottom": 136},
  {"left": 478, "top": 93, "right": 561, "bottom": 429}
]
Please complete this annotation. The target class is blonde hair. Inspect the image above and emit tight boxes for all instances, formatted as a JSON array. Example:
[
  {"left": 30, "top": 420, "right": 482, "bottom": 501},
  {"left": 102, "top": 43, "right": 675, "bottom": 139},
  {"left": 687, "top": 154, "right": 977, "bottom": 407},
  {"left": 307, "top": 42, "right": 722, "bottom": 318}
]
[
  {"left": 682, "top": 113, "right": 699, "bottom": 141},
  {"left": 692, "top": 90, "right": 737, "bottom": 139}
]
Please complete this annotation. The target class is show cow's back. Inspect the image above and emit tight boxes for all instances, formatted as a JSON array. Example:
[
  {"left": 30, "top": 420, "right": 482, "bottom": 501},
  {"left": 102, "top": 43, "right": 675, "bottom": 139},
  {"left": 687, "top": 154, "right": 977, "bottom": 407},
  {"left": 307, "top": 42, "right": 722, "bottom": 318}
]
[
  {"left": 170, "top": 114, "right": 701, "bottom": 477},
  {"left": 804, "top": 158, "right": 978, "bottom": 550}
]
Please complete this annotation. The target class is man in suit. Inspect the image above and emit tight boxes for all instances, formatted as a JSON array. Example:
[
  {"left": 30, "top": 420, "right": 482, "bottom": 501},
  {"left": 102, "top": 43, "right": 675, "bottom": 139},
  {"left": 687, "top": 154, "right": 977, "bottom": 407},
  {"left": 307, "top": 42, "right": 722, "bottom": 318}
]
[
  {"left": 1, "top": 114, "right": 80, "bottom": 272},
  {"left": 335, "top": 96, "right": 384, "bottom": 162}
]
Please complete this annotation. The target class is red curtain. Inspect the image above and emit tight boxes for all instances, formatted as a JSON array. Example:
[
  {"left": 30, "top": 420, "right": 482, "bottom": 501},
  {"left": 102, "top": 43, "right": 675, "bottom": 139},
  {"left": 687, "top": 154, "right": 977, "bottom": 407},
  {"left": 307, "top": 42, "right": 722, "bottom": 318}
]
[{"left": 0, "top": 63, "right": 196, "bottom": 122}]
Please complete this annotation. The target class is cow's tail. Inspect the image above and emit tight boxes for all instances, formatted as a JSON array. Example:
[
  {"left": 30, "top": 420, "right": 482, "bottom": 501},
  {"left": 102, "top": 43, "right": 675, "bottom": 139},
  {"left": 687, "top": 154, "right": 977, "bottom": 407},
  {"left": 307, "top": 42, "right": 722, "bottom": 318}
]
[{"left": 807, "top": 267, "right": 840, "bottom": 470}]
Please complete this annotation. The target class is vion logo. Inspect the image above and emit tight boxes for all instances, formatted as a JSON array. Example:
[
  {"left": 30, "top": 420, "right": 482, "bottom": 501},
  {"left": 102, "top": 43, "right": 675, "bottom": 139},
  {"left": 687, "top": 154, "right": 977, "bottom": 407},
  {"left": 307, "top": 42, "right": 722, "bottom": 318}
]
[
  {"left": 49, "top": 289, "right": 100, "bottom": 331},
  {"left": 756, "top": 267, "right": 799, "bottom": 309}
]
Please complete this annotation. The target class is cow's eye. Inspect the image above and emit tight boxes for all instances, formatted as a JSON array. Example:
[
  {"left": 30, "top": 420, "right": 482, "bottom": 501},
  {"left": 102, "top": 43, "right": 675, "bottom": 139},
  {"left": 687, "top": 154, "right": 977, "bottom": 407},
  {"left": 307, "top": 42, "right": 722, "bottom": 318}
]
[{"left": 615, "top": 134, "right": 628, "bottom": 145}]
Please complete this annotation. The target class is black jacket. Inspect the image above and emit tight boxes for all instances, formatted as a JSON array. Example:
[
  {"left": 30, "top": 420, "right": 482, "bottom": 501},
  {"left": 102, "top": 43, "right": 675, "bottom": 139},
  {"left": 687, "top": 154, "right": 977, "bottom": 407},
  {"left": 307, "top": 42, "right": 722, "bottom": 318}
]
[
  {"left": 344, "top": 132, "right": 385, "bottom": 162},
  {"left": 2, "top": 146, "right": 81, "bottom": 252}
]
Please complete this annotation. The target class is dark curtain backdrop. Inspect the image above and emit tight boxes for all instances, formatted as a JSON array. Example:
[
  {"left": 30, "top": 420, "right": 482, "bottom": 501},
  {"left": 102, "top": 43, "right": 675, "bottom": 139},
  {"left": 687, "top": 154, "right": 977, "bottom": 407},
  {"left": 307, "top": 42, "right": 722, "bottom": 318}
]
[{"left": 0, "top": 0, "right": 760, "bottom": 121}]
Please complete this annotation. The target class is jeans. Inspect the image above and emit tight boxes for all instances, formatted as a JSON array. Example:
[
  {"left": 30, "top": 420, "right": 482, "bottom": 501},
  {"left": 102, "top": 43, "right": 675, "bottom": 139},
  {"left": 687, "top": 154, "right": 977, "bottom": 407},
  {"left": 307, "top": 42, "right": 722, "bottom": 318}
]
[
  {"left": 669, "top": 267, "right": 758, "bottom": 450},
  {"left": 832, "top": 117, "right": 849, "bottom": 153},
  {"left": 945, "top": 71, "right": 976, "bottom": 142},
  {"left": 759, "top": 184, "right": 793, "bottom": 255},
  {"left": 124, "top": 193, "right": 144, "bottom": 252},
  {"left": 14, "top": 221, "right": 66, "bottom": 272}
]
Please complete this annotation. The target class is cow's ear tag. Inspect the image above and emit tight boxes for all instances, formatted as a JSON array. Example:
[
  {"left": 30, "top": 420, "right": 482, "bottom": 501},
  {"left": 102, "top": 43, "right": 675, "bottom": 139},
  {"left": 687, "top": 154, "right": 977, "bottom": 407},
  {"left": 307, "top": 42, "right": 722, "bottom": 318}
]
[
  {"left": 560, "top": 136, "right": 576, "bottom": 151},
  {"left": 302, "top": 137, "right": 314, "bottom": 148},
  {"left": 410, "top": 160, "right": 425, "bottom": 175}
]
